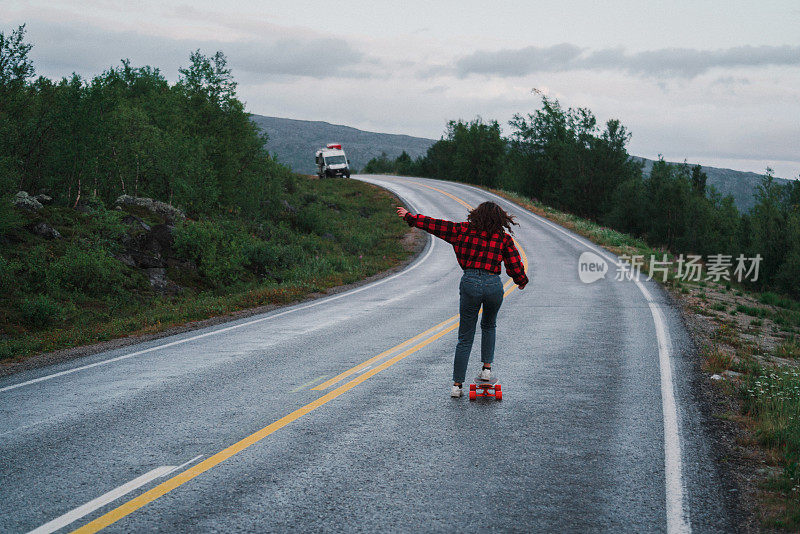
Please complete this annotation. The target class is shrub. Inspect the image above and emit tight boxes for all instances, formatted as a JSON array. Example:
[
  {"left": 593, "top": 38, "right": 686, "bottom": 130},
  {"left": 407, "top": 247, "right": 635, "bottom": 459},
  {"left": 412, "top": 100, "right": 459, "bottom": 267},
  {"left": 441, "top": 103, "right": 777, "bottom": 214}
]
[
  {"left": 46, "top": 245, "right": 129, "bottom": 297},
  {"left": 173, "top": 219, "right": 247, "bottom": 286},
  {"left": 293, "top": 203, "right": 327, "bottom": 234},
  {"left": 0, "top": 195, "right": 23, "bottom": 236},
  {"left": 244, "top": 240, "right": 297, "bottom": 274},
  {"left": 20, "top": 294, "right": 62, "bottom": 328},
  {"left": 0, "top": 255, "right": 17, "bottom": 295}
]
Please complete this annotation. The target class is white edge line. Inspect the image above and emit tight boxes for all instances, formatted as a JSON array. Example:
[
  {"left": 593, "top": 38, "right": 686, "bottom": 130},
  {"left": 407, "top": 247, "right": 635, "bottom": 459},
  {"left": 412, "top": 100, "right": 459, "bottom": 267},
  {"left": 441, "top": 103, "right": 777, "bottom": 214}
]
[
  {"left": 290, "top": 375, "right": 329, "bottom": 393},
  {"left": 28, "top": 455, "right": 203, "bottom": 534},
  {"left": 436, "top": 179, "right": 690, "bottom": 533},
  {"left": 27, "top": 466, "right": 174, "bottom": 534},
  {"left": 163, "top": 454, "right": 204, "bottom": 476},
  {"left": 1, "top": 190, "right": 434, "bottom": 394}
]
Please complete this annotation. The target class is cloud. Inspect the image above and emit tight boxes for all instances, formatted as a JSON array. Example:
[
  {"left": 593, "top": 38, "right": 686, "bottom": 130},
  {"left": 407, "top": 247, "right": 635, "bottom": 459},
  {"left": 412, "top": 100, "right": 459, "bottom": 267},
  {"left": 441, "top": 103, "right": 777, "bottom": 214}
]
[
  {"left": 227, "top": 38, "right": 373, "bottom": 79},
  {"left": 454, "top": 44, "right": 800, "bottom": 79},
  {"left": 18, "top": 18, "right": 377, "bottom": 81},
  {"left": 455, "top": 43, "right": 583, "bottom": 77}
]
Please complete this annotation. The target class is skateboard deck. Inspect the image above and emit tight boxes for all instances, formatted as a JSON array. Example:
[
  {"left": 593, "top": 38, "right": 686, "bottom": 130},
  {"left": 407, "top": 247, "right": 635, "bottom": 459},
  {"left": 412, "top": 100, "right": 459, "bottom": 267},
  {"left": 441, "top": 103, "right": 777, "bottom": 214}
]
[{"left": 469, "top": 376, "right": 502, "bottom": 400}]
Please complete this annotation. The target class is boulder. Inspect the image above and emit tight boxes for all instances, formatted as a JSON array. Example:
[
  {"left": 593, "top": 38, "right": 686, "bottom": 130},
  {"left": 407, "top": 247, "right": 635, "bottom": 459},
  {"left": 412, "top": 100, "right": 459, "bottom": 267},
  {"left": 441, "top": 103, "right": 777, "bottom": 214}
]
[
  {"left": 12, "top": 191, "right": 43, "bottom": 212},
  {"left": 121, "top": 214, "right": 151, "bottom": 233},
  {"left": 145, "top": 267, "right": 182, "bottom": 294},
  {"left": 145, "top": 268, "right": 169, "bottom": 291},
  {"left": 34, "top": 194, "right": 53, "bottom": 205},
  {"left": 143, "top": 224, "right": 174, "bottom": 257},
  {"left": 114, "top": 253, "right": 137, "bottom": 268},
  {"left": 128, "top": 252, "right": 163, "bottom": 269},
  {"left": 27, "top": 221, "right": 61, "bottom": 239},
  {"left": 115, "top": 195, "right": 186, "bottom": 223}
]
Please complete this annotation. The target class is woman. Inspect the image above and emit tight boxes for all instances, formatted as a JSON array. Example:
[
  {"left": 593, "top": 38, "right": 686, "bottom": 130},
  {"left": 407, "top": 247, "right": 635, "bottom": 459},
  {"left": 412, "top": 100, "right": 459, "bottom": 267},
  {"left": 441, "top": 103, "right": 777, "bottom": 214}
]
[{"left": 396, "top": 201, "right": 528, "bottom": 397}]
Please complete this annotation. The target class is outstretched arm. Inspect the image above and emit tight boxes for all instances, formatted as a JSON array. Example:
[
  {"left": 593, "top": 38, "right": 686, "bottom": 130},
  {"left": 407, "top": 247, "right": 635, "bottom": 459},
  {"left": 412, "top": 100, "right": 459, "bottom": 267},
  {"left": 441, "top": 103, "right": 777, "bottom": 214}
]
[
  {"left": 396, "top": 206, "right": 461, "bottom": 244},
  {"left": 502, "top": 234, "right": 529, "bottom": 289}
]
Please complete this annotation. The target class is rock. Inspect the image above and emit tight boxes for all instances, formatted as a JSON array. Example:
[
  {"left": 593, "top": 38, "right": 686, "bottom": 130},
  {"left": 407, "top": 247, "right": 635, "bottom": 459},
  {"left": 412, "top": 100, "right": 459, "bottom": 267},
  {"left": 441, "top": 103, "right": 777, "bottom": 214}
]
[
  {"left": 34, "top": 194, "right": 53, "bottom": 205},
  {"left": 114, "top": 253, "right": 137, "bottom": 268},
  {"left": 115, "top": 195, "right": 186, "bottom": 223},
  {"left": 27, "top": 221, "right": 61, "bottom": 239},
  {"left": 722, "top": 369, "right": 743, "bottom": 379},
  {"left": 121, "top": 214, "right": 151, "bottom": 233},
  {"left": 129, "top": 251, "right": 163, "bottom": 269},
  {"left": 145, "top": 268, "right": 169, "bottom": 291},
  {"left": 166, "top": 257, "right": 197, "bottom": 271},
  {"left": 281, "top": 199, "right": 297, "bottom": 214},
  {"left": 12, "top": 191, "right": 43, "bottom": 212},
  {"left": 145, "top": 267, "right": 181, "bottom": 294},
  {"left": 358, "top": 206, "right": 371, "bottom": 218},
  {"left": 710, "top": 374, "right": 723, "bottom": 380},
  {"left": 144, "top": 224, "right": 173, "bottom": 256}
]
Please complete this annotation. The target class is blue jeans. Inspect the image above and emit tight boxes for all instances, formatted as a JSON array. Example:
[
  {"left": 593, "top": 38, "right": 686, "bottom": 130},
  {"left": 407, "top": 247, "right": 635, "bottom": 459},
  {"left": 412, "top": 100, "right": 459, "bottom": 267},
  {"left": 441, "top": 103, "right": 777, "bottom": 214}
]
[{"left": 453, "top": 269, "right": 504, "bottom": 383}]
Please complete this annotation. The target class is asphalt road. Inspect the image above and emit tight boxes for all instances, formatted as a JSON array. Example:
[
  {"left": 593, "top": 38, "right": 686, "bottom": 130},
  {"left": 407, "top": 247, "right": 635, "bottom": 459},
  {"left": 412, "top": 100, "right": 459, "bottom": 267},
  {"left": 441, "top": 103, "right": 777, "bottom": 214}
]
[{"left": 1, "top": 176, "right": 732, "bottom": 533}]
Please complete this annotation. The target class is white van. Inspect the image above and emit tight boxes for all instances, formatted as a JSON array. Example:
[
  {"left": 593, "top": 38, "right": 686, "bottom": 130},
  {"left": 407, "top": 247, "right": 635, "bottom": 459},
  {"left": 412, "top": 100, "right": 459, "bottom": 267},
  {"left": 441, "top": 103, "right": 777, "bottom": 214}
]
[{"left": 315, "top": 144, "right": 351, "bottom": 178}]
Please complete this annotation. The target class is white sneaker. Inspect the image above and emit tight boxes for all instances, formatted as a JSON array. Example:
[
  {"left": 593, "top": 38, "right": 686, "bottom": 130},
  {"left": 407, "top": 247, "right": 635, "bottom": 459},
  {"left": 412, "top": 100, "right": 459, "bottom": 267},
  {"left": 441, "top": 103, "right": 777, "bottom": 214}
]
[
  {"left": 478, "top": 367, "right": 493, "bottom": 381},
  {"left": 450, "top": 385, "right": 463, "bottom": 398}
]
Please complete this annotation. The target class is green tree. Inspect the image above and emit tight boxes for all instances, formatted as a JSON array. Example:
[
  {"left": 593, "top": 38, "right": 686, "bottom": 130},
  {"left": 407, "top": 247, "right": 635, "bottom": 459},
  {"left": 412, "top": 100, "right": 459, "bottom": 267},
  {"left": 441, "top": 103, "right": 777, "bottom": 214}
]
[
  {"left": 395, "top": 151, "right": 413, "bottom": 176},
  {"left": 446, "top": 118, "right": 505, "bottom": 187},
  {"left": 505, "top": 94, "right": 639, "bottom": 219},
  {"left": 750, "top": 169, "right": 790, "bottom": 287},
  {"left": 363, "top": 152, "right": 394, "bottom": 174},
  {"left": 0, "top": 25, "right": 36, "bottom": 192},
  {"left": 691, "top": 164, "right": 707, "bottom": 195}
]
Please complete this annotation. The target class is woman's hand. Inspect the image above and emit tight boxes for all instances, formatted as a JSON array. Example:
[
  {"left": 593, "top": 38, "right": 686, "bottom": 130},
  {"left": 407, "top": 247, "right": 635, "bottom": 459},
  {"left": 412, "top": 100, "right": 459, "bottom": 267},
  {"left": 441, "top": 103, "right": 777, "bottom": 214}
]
[{"left": 396, "top": 206, "right": 409, "bottom": 218}]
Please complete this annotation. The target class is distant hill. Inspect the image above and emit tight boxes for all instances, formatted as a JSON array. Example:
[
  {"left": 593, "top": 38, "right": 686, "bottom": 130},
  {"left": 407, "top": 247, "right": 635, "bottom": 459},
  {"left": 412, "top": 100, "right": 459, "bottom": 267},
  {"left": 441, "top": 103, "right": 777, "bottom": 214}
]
[
  {"left": 251, "top": 114, "right": 790, "bottom": 212},
  {"left": 251, "top": 115, "right": 435, "bottom": 176},
  {"left": 633, "top": 157, "right": 790, "bottom": 212}
]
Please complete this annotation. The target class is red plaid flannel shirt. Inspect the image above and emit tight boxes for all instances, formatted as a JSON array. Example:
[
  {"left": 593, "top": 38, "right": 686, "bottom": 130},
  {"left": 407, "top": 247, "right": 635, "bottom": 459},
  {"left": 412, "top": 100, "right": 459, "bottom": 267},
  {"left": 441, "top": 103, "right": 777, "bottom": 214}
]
[{"left": 404, "top": 213, "right": 528, "bottom": 287}]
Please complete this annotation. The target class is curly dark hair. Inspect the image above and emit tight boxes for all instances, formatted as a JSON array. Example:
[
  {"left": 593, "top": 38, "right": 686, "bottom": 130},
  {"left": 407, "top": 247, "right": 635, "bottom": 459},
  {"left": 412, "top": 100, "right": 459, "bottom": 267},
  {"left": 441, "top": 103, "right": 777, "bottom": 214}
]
[{"left": 467, "top": 201, "right": 518, "bottom": 235}]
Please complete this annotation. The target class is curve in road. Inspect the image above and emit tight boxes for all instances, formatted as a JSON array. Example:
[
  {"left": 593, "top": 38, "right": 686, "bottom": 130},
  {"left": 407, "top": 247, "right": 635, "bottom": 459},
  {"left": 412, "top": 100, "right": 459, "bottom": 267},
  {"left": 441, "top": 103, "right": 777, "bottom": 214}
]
[{"left": 0, "top": 176, "right": 731, "bottom": 533}]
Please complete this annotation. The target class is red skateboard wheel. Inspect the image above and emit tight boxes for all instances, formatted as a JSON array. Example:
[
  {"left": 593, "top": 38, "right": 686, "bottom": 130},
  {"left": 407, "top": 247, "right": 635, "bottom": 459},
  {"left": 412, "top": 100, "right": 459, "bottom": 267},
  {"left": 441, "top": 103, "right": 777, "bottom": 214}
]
[
  {"left": 469, "top": 384, "right": 477, "bottom": 391},
  {"left": 496, "top": 390, "right": 502, "bottom": 401},
  {"left": 469, "top": 390, "right": 477, "bottom": 400},
  {"left": 495, "top": 384, "right": 501, "bottom": 392}
]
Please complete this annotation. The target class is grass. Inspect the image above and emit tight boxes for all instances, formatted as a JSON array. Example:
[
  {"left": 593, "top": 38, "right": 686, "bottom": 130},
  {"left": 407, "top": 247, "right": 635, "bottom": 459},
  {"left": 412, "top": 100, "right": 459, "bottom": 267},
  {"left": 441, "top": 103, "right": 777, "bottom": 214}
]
[
  {"left": 762, "top": 292, "right": 800, "bottom": 312},
  {"left": 775, "top": 337, "right": 800, "bottom": 360},
  {"left": 738, "top": 304, "right": 770, "bottom": 318},
  {"left": 739, "top": 367, "right": 800, "bottom": 528},
  {"left": 0, "top": 177, "right": 415, "bottom": 360}
]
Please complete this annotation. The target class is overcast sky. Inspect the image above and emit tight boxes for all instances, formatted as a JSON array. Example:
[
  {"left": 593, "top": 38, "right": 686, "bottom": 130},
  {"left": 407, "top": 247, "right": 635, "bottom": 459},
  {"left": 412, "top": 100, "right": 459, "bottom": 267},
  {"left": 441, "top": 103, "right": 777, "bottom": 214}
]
[{"left": 4, "top": 0, "right": 800, "bottom": 178}]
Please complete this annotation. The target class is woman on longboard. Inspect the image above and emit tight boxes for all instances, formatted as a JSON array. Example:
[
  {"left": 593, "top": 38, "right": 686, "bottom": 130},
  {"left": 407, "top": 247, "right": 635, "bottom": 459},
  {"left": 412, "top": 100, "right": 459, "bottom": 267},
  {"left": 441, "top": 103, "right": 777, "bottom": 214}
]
[{"left": 396, "top": 201, "right": 528, "bottom": 397}]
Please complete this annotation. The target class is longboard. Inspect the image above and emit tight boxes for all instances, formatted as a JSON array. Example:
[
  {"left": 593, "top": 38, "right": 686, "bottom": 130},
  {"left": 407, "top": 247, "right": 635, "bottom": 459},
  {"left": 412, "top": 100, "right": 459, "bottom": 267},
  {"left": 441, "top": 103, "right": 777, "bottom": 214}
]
[{"left": 469, "top": 376, "right": 502, "bottom": 400}]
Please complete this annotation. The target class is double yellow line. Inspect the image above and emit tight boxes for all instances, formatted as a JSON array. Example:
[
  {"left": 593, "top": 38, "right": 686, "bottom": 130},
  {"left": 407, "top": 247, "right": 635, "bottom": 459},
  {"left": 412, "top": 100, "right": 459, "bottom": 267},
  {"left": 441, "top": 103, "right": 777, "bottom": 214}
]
[{"left": 72, "top": 181, "right": 528, "bottom": 533}]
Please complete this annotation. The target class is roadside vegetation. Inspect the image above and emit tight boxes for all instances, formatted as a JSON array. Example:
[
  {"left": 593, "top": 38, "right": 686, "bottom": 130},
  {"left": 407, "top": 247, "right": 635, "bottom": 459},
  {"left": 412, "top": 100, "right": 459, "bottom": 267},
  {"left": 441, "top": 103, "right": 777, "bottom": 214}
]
[
  {"left": 0, "top": 26, "right": 414, "bottom": 360},
  {"left": 365, "top": 94, "right": 800, "bottom": 529}
]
